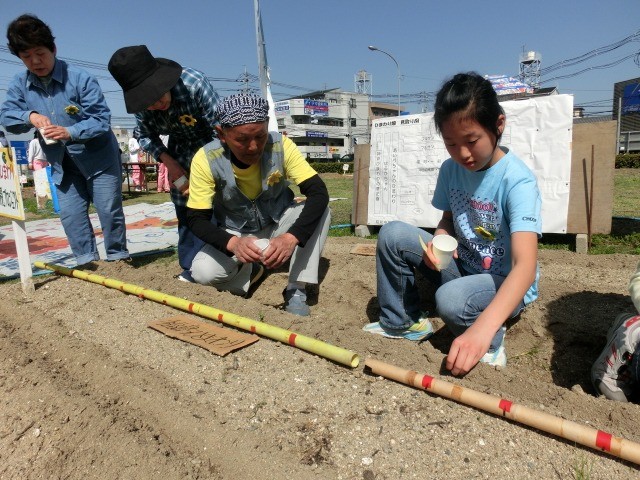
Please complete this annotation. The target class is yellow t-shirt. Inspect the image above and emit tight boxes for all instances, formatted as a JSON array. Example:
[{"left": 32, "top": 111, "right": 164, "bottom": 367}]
[{"left": 187, "top": 135, "right": 317, "bottom": 210}]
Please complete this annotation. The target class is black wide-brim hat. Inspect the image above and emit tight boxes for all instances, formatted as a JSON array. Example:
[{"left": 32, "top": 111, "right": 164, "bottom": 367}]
[{"left": 108, "top": 45, "right": 182, "bottom": 114}]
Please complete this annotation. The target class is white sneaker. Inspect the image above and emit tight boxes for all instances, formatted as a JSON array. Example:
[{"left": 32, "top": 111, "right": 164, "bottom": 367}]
[
  {"left": 591, "top": 313, "right": 640, "bottom": 402},
  {"left": 480, "top": 343, "right": 507, "bottom": 368},
  {"left": 363, "top": 314, "right": 433, "bottom": 342}
]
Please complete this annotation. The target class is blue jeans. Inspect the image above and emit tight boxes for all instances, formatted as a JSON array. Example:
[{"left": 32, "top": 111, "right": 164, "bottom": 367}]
[
  {"left": 376, "top": 221, "right": 524, "bottom": 351},
  {"left": 57, "top": 154, "right": 129, "bottom": 265},
  {"left": 174, "top": 203, "right": 205, "bottom": 271}
]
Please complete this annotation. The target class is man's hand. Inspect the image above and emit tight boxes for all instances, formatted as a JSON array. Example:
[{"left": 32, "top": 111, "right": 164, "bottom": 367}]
[
  {"left": 227, "top": 236, "right": 264, "bottom": 264},
  {"left": 261, "top": 233, "right": 298, "bottom": 269}
]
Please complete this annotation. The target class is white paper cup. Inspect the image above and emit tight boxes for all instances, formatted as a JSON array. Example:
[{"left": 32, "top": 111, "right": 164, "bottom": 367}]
[
  {"left": 431, "top": 234, "right": 458, "bottom": 270},
  {"left": 253, "top": 238, "right": 270, "bottom": 252},
  {"left": 39, "top": 127, "right": 57, "bottom": 145}
]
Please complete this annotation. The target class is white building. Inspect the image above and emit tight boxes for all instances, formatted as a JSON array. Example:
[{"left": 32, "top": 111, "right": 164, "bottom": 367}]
[{"left": 275, "top": 89, "right": 372, "bottom": 161}]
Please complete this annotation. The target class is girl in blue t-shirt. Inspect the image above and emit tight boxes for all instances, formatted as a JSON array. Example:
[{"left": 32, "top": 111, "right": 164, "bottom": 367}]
[{"left": 365, "top": 72, "right": 542, "bottom": 376}]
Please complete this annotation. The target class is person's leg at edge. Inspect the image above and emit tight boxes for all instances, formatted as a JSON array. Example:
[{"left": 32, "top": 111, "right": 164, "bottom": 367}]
[
  {"left": 158, "top": 163, "right": 169, "bottom": 192},
  {"left": 56, "top": 161, "right": 99, "bottom": 266},
  {"left": 90, "top": 162, "right": 129, "bottom": 261},
  {"left": 131, "top": 164, "right": 141, "bottom": 190}
]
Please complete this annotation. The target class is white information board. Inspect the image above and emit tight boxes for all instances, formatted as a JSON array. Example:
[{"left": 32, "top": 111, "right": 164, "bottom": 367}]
[{"left": 368, "top": 94, "right": 574, "bottom": 233}]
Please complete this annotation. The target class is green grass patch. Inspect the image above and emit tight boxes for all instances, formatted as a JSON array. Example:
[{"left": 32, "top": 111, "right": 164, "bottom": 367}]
[{"left": 613, "top": 168, "right": 640, "bottom": 218}]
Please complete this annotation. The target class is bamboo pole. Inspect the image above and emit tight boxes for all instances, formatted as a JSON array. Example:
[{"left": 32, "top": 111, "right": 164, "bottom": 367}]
[
  {"left": 365, "top": 358, "right": 640, "bottom": 465},
  {"left": 35, "top": 261, "right": 359, "bottom": 368}
]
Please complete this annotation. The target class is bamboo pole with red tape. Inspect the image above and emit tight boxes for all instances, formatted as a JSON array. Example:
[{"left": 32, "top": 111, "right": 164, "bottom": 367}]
[
  {"left": 364, "top": 358, "right": 640, "bottom": 465},
  {"left": 35, "top": 262, "right": 359, "bottom": 368}
]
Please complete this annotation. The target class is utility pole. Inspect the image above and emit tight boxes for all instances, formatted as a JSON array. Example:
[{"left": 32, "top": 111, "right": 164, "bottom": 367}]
[{"left": 240, "top": 67, "right": 251, "bottom": 94}]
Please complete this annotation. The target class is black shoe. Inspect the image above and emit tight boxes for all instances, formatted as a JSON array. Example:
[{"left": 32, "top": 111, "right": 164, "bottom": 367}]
[
  {"left": 282, "top": 287, "right": 310, "bottom": 316},
  {"left": 244, "top": 263, "right": 265, "bottom": 298},
  {"left": 249, "top": 263, "right": 265, "bottom": 287}
]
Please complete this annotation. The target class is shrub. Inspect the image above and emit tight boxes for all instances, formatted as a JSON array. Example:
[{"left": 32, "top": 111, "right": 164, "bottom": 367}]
[
  {"left": 309, "top": 162, "right": 354, "bottom": 174},
  {"left": 615, "top": 153, "right": 640, "bottom": 168}
]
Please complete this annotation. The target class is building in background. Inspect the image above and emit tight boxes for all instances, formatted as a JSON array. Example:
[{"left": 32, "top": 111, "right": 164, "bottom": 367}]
[
  {"left": 112, "top": 127, "right": 130, "bottom": 152},
  {"left": 614, "top": 77, "right": 640, "bottom": 153},
  {"left": 275, "top": 89, "right": 406, "bottom": 161},
  {"left": 275, "top": 89, "right": 371, "bottom": 161}
]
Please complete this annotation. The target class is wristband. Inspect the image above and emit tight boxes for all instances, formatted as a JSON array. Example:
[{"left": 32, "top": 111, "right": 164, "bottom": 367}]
[{"left": 173, "top": 175, "right": 188, "bottom": 189}]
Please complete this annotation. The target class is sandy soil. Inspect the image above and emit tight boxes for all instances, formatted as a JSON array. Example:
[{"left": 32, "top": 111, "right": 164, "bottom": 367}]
[{"left": 1, "top": 237, "right": 639, "bottom": 479}]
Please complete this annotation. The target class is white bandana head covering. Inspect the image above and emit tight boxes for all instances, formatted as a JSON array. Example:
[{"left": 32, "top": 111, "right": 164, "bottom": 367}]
[{"left": 216, "top": 93, "right": 270, "bottom": 127}]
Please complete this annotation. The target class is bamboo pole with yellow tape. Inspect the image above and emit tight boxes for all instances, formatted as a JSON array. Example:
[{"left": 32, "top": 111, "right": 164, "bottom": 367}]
[
  {"left": 35, "top": 262, "right": 359, "bottom": 368},
  {"left": 365, "top": 357, "right": 640, "bottom": 465}
]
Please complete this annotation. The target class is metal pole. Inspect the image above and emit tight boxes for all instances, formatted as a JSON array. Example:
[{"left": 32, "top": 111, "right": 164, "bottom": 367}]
[
  {"left": 368, "top": 45, "right": 400, "bottom": 115},
  {"left": 616, "top": 96, "right": 622, "bottom": 153}
]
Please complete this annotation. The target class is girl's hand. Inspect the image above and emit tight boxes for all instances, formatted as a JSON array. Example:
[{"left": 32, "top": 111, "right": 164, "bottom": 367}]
[
  {"left": 418, "top": 235, "right": 457, "bottom": 271},
  {"left": 445, "top": 322, "right": 495, "bottom": 376}
]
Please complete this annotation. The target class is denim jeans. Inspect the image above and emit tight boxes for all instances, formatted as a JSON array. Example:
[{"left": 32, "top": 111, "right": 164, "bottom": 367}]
[
  {"left": 376, "top": 221, "right": 524, "bottom": 351},
  {"left": 57, "top": 154, "right": 129, "bottom": 265},
  {"left": 174, "top": 203, "right": 205, "bottom": 271}
]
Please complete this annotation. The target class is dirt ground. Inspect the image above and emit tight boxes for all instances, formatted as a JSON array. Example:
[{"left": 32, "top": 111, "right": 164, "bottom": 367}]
[{"left": 1, "top": 237, "right": 640, "bottom": 479}]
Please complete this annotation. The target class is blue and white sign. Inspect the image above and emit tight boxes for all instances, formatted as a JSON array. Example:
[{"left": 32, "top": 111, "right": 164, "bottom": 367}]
[
  {"left": 485, "top": 74, "right": 533, "bottom": 96},
  {"left": 11, "top": 141, "right": 29, "bottom": 165},
  {"left": 306, "top": 131, "right": 328, "bottom": 138},
  {"left": 622, "top": 83, "right": 640, "bottom": 114},
  {"left": 275, "top": 100, "right": 290, "bottom": 117},
  {"left": 304, "top": 100, "right": 329, "bottom": 116}
]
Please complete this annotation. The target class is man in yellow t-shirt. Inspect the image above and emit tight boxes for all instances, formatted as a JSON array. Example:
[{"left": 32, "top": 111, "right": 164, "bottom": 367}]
[{"left": 186, "top": 93, "right": 331, "bottom": 316}]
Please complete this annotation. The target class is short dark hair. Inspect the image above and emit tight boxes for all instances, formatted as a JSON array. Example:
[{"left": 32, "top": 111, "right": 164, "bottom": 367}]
[
  {"left": 433, "top": 72, "right": 504, "bottom": 143},
  {"left": 6, "top": 14, "right": 55, "bottom": 56}
]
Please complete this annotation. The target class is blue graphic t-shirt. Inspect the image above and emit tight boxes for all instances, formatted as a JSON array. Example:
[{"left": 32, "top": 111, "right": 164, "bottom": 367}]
[{"left": 432, "top": 148, "right": 542, "bottom": 304}]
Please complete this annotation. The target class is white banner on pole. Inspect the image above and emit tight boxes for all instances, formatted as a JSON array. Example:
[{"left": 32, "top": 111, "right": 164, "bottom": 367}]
[{"left": 367, "top": 94, "right": 573, "bottom": 233}]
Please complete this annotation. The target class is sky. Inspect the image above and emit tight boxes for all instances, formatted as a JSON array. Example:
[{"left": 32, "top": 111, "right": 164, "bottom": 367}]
[{"left": 1, "top": 0, "right": 639, "bottom": 140}]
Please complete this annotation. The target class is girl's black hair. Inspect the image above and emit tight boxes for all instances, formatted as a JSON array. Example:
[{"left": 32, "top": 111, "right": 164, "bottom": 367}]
[
  {"left": 433, "top": 72, "right": 504, "bottom": 143},
  {"left": 7, "top": 14, "right": 55, "bottom": 56}
]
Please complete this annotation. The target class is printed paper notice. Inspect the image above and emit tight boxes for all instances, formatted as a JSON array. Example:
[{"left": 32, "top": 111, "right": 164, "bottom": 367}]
[{"left": 368, "top": 95, "right": 573, "bottom": 233}]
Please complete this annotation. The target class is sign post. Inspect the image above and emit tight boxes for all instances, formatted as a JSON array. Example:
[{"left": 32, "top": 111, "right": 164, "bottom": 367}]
[{"left": 0, "top": 147, "right": 34, "bottom": 294}]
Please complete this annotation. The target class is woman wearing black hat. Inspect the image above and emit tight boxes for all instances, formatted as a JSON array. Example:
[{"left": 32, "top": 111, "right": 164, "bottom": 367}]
[{"left": 108, "top": 45, "right": 220, "bottom": 282}]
